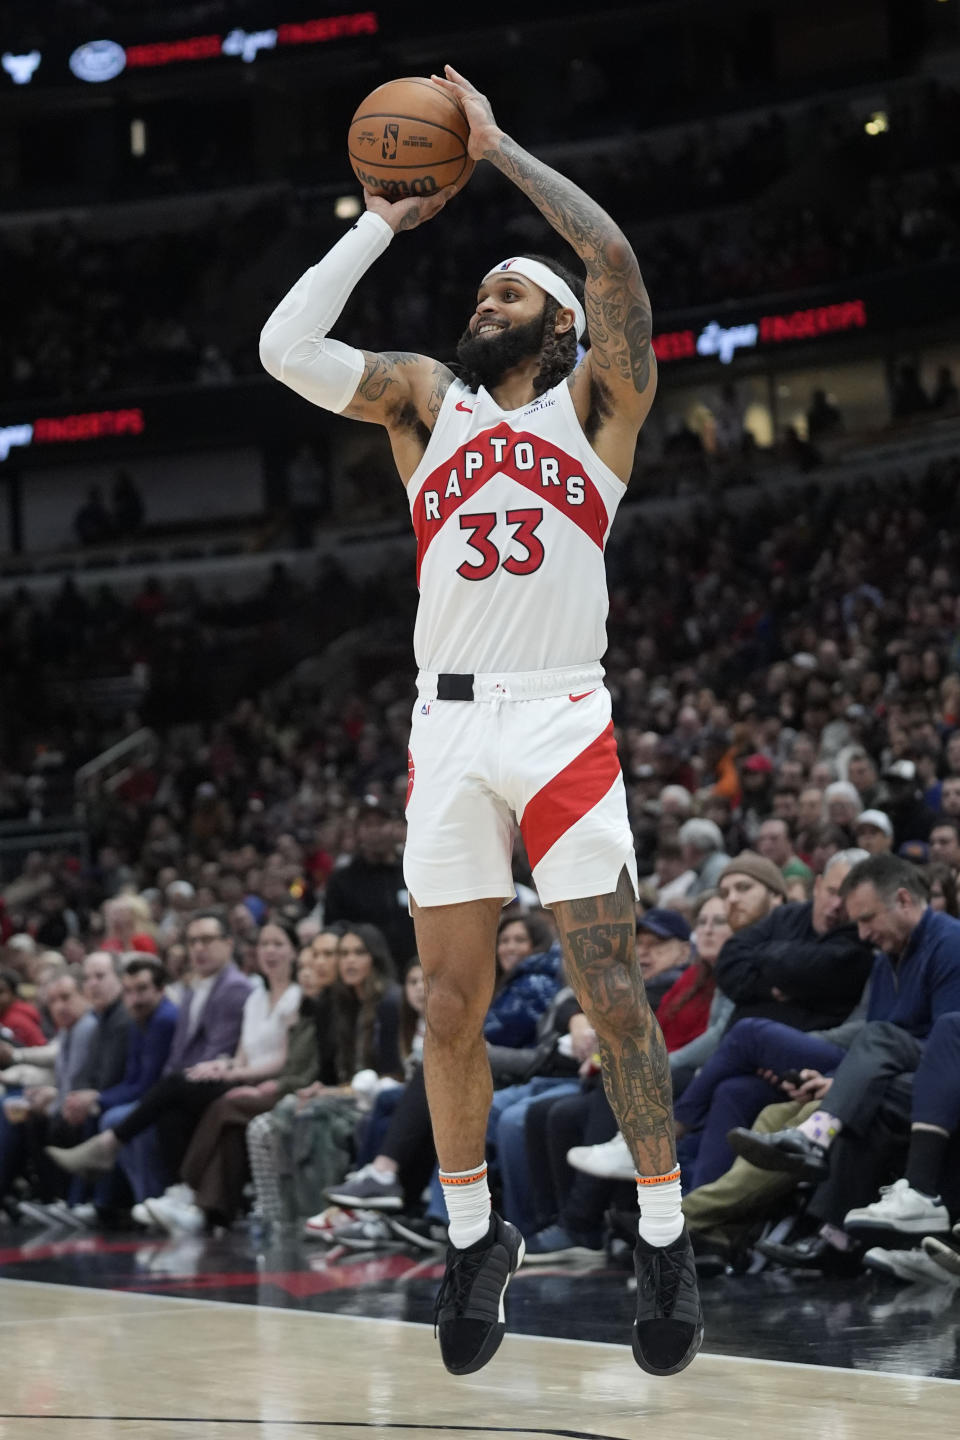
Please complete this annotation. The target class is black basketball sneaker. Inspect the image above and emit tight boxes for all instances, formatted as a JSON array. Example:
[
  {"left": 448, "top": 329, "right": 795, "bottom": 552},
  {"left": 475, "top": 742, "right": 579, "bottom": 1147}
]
[
  {"left": 632, "top": 1226, "right": 704, "bottom": 1376},
  {"left": 434, "top": 1212, "right": 525, "bottom": 1375}
]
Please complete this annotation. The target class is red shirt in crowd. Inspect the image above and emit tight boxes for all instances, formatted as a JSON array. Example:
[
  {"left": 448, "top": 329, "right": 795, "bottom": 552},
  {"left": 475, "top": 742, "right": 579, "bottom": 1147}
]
[
  {"left": 101, "top": 934, "right": 158, "bottom": 955},
  {"left": 0, "top": 998, "right": 47, "bottom": 1048},
  {"left": 656, "top": 966, "right": 716, "bottom": 1053}
]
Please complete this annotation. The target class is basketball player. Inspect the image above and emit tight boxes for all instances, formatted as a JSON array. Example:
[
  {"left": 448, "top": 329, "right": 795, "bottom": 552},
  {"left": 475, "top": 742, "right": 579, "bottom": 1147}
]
[{"left": 260, "top": 65, "right": 702, "bottom": 1378}]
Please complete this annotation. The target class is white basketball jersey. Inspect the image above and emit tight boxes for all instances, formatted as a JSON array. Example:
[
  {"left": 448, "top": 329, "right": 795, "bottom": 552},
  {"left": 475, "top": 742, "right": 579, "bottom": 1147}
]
[{"left": 407, "top": 378, "right": 626, "bottom": 674}]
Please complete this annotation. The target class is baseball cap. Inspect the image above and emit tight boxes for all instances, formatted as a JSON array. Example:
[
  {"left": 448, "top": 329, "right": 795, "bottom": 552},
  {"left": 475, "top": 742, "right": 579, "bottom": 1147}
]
[
  {"left": 717, "top": 850, "right": 788, "bottom": 899},
  {"left": 883, "top": 760, "right": 916, "bottom": 782},
  {"left": 742, "top": 753, "right": 774, "bottom": 775},
  {"left": 637, "top": 908, "right": 691, "bottom": 942},
  {"left": 855, "top": 809, "right": 893, "bottom": 838},
  {"left": 898, "top": 840, "right": 929, "bottom": 865}
]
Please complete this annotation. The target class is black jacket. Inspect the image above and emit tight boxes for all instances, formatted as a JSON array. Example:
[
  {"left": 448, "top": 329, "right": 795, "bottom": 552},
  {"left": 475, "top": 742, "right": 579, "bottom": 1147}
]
[
  {"left": 323, "top": 858, "right": 416, "bottom": 965},
  {"left": 714, "top": 901, "right": 874, "bottom": 1032},
  {"left": 74, "top": 996, "right": 131, "bottom": 1094}
]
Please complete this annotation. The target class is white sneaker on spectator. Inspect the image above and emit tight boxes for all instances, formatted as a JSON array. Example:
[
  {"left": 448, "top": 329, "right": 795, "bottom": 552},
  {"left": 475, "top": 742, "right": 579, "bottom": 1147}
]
[
  {"left": 566, "top": 1132, "right": 634, "bottom": 1181},
  {"left": 145, "top": 1192, "right": 205, "bottom": 1236},
  {"left": 303, "top": 1205, "right": 358, "bottom": 1242},
  {"left": 131, "top": 1203, "right": 154, "bottom": 1228},
  {"left": 864, "top": 1246, "right": 959, "bottom": 1286},
  {"left": 324, "top": 1163, "right": 404, "bottom": 1211},
  {"left": 845, "top": 1179, "right": 950, "bottom": 1235}
]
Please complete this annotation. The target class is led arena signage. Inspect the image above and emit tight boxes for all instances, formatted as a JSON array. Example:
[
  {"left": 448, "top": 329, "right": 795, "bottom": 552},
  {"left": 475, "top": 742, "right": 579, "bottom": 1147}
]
[
  {"left": 0, "top": 408, "right": 144, "bottom": 462},
  {"left": 70, "top": 12, "right": 378, "bottom": 80},
  {"left": 653, "top": 298, "right": 867, "bottom": 364},
  {"left": 2, "top": 12, "right": 378, "bottom": 85}
]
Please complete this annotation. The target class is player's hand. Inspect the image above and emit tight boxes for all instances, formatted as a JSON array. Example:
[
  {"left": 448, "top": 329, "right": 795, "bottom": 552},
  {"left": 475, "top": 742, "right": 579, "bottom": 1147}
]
[
  {"left": 364, "top": 186, "right": 457, "bottom": 234},
  {"left": 430, "top": 65, "right": 501, "bottom": 160}
]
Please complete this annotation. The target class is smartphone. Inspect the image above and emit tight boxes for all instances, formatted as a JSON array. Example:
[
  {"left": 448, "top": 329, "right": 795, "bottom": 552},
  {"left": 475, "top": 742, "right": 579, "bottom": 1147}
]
[{"left": 780, "top": 1069, "right": 803, "bottom": 1087}]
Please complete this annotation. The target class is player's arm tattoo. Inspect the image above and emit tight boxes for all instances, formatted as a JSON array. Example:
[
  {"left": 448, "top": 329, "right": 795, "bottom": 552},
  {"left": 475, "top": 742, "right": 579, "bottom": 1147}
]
[
  {"left": 483, "top": 136, "right": 653, "bottom": 396},
  {"left": 345, "top": 351, "right": 452, "bottom": 430},
  {"left": 424, "top": 359, "right": 454, "bottom": 421},
  {"left": 350, "top": 350, "right": 422, "bottom": 406},
  {"left": 553, "top": 867, "right": 676, "bottom": 1174}
]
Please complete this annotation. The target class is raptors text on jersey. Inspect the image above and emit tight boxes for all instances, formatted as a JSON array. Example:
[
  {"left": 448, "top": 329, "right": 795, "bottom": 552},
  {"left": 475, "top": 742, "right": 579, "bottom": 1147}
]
[{"left": 407, "top": 379, "right": 626, "bottom": 674}]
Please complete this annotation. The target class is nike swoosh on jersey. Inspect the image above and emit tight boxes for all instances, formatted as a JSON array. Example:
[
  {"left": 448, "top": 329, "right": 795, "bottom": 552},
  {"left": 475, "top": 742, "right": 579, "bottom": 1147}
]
[
  {"left": 455, "top": 400, "right": 474, "bottom": 413},
  {"left": 569, "top": 691, "right": 596, "bottom": 702}
]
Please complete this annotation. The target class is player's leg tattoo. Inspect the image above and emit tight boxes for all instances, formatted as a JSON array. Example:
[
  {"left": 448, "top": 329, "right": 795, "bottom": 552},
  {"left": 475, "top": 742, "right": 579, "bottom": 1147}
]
[{"left": 553, "top": 868, "right": 676, "bottom": 1176}]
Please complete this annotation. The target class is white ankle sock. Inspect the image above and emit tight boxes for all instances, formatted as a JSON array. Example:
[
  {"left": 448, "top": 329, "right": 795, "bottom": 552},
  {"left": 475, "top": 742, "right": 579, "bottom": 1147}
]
[
  {"left": 440, "top": 1162, "right": 491, "bottom": 1248},
  {"left": 798, "top": 1110, "right": 842, "bottom": 1149},
  {"left": 636, "top": 1167, "right": 684, "bottom": 1247}
]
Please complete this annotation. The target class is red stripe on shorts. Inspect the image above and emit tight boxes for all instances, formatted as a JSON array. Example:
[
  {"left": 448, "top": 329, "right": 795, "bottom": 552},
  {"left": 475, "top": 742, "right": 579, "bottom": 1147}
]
[{"left": 520, "top": 720, "right": 621, "bottom": 872}]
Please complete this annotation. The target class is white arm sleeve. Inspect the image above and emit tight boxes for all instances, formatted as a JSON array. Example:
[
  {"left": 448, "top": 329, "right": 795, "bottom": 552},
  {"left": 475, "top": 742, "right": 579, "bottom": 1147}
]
[{"left": 258, "top": 210, "right": 394, "bottom": 414}]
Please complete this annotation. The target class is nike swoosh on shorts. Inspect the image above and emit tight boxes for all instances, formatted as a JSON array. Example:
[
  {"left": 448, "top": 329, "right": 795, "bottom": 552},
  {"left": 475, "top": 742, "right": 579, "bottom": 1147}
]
[{"left": 569, "top": 691, "right": 596, "bottom": 702}]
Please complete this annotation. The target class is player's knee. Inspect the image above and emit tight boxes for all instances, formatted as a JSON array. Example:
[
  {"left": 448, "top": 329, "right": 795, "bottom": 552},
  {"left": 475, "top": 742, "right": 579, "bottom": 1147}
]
[{"left": 424, "top": 973, "right": 487, "bottom": 1045}]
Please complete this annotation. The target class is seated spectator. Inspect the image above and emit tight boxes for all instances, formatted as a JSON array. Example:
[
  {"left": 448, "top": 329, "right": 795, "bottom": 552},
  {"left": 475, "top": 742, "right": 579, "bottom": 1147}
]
[
  {"left": 667, "top": 849, "right": 871, "bottom": 1189},
  {"left": 45, "top": 912, "right": 253, "bottom": 1188},
  {"left": 823, "top": 781, "right": 861, "bottom": 835},
  {"left": 728, "top": 855, "right": 960, "bottom": 1270},
  {"left": 162, "top": 931, "right": 341, "bottom": 1232},
  {"left": 714, "top": 850, "right": 872, "bottom": 1032},
  {"left": 633, "top": 909, "right": 691, "bottom": 1011},
  {"left": 0, "top": 972, "right": 97, "bottom": 1206},
  {"left": 661, "top": 891, "right": 735, "bottom": 1091},
  {"left": 100, "top": 897, "right": 158, "bottom": 956},
  {"left": 854, "top": 809, "right": 894, "bottom": 856},
  {"left": 245, "top": 924, "right": 402, "bottom": 1229},
  {"left": 756, "top": 818, "right": 813, "bottom": 893},
  {"left": 927, "top": 862, "right": 959, "bottom": 917},
  {"left": 881, "top": 760, "right": 937, "bottom": 846},
  {"left": 89, "top": 957, "right": 179, "bottom": 1222},
  {"left": 841, "top": 1012, "right": 960, "bottom": 1269},
  {"left": 0, "top": 970, "right": 46, "bottom": 1049},
  {"left": 322, "top": 798, "right": 415, "bottom": 964},
  {"left": 56, "top": 951, "right": 132, "bottom": 1139},
  {"left": 652, "top": 840, "right": 695, "bottom": 907},
  {"left": 678, "top": 818, "right": 730, "bottom": 899},
  {"left": 929, "top": 819, "right": 960, "bottom": 872}
]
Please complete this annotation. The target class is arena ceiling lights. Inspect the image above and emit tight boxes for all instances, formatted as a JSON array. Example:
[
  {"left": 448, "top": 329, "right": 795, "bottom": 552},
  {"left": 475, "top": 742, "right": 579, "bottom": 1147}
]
[{"left": 1, "top": 11, "right": 377, "bottom": 87}]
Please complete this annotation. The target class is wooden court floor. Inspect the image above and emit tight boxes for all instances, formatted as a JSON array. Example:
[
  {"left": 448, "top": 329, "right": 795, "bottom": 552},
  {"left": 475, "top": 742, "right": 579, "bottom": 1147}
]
[{"left": 1, "top": 1278, "right": 956, "bottom": 1440}]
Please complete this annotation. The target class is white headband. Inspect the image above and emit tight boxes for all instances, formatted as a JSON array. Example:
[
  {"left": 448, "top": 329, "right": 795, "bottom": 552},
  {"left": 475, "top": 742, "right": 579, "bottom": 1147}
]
[{"left": 483, "top": 257, "right": 586, "bottom": 340}]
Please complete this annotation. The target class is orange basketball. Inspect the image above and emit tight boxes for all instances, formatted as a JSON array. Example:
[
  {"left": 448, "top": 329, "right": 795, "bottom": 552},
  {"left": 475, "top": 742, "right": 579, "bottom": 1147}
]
[{"left": 348, "top": 77, "right": 474, "bottom": 201}]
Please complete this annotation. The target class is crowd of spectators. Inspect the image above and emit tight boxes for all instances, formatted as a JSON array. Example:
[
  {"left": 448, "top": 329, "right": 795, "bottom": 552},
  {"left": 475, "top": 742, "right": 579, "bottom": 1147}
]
[
  {"left": 1, "top": 446, "right": 960, "bottom": 1289},
  {"left": 3, "top": 78, "right": 959, "bottom": 405}
]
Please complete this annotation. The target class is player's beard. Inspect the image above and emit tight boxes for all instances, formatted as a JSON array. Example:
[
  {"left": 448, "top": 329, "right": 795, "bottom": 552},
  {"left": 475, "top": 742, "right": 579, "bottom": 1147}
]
[{"left": 455, "top": 311, "right": 546, "bottom": 392}]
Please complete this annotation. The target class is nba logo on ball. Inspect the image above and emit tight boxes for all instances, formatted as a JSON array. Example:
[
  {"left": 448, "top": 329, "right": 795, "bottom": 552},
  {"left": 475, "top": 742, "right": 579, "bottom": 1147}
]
[{"left": 381, "top": 124, "right": 399, "bottom": 161}]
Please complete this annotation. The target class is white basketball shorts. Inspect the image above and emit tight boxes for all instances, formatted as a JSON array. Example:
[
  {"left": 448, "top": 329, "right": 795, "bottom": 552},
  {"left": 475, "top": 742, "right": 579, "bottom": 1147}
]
[{"left": 403, "top": 664, "right": 638, "bottom": 909}]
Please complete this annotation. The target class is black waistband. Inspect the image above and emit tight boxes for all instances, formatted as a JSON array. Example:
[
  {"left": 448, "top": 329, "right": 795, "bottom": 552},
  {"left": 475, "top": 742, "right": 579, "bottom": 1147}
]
[{"left": 436, "top": 673, "right": 475, "bottom": 701}]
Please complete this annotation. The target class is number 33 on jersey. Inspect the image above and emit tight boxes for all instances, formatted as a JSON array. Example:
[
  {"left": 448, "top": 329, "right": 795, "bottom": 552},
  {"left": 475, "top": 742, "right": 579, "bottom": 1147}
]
[{"left": 408, "top": 378, "right": 627, "bottom": 676}]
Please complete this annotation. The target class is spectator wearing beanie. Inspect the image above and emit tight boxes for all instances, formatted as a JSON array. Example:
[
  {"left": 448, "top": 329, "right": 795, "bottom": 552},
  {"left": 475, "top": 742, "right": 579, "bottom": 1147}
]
[{"left": 714, "top": 851, "right": 874, "bottom": 1033}]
